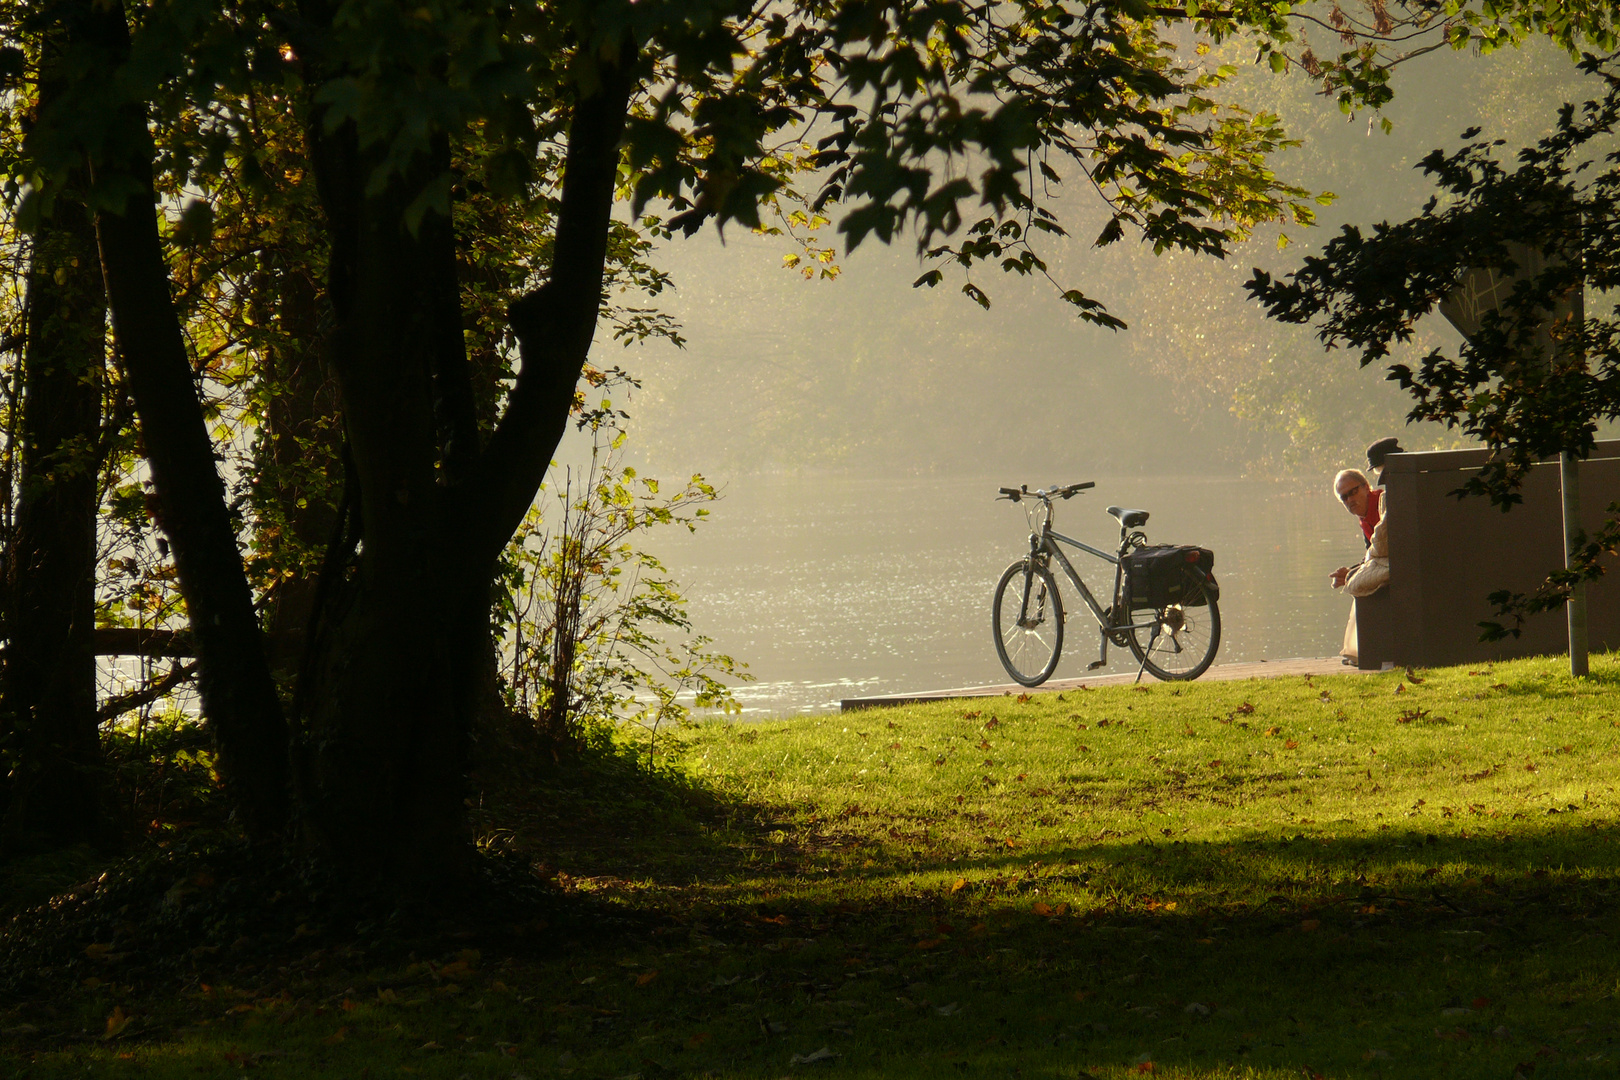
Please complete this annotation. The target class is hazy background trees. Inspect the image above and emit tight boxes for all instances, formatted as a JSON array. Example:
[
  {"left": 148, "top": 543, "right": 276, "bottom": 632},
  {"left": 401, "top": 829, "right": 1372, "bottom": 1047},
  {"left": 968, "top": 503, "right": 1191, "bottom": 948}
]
[{"left": 619, "top": 37, "right": 1597, "bottom": 480}]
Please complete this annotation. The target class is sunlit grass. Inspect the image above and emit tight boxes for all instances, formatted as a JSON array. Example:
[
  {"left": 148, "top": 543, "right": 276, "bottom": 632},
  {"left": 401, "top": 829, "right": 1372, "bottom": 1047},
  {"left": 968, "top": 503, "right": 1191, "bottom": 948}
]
[{"left": 5, "top": 654, "right": 1619, "bottom": 1079}]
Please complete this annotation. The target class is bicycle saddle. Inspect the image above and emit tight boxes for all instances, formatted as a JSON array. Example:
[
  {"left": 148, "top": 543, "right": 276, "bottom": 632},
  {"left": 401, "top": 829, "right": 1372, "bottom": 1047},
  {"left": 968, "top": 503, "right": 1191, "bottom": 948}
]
[{"left": 1106, "top": 506, "right": 1150, "bottom": 529}]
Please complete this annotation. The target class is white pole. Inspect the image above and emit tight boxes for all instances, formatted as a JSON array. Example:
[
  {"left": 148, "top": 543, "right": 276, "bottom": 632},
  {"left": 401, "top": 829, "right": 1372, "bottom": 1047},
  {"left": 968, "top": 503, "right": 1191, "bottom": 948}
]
[{"left": 1560, "top": 450, "right": 1589, "bottom": 677}]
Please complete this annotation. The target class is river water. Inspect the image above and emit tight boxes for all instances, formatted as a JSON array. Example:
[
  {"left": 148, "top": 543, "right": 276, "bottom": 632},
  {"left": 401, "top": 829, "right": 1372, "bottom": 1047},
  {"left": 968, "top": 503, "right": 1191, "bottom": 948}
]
[{"left": 647, "top": 474, "right": 1370, "bottom": 716}]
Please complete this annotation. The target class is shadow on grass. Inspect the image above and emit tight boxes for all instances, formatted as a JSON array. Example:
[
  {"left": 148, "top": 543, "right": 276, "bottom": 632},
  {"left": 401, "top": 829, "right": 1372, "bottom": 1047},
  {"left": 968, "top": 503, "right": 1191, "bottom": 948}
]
[{"left": 3, "top": 732, "right": 1616, "bottom": 1079}]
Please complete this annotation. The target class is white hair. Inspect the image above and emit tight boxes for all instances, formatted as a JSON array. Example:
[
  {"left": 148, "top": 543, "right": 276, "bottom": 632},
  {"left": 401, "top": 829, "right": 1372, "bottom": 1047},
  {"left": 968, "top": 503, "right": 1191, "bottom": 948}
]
[{"left": 1332, "top": 468, "right": 1369, "bottom": 496}]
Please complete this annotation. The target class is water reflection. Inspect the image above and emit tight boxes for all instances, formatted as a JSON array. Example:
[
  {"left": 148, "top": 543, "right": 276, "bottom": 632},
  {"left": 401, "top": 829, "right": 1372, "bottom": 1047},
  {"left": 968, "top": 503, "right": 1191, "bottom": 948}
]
[{"left": 648, "top": 474, "right": 1371, "bottom": 715}]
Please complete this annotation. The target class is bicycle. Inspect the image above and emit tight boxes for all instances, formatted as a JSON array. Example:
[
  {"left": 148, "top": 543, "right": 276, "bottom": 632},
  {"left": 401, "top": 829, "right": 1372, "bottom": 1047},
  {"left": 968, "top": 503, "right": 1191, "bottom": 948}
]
[{"left": 991, "top": 482, "right": 1221, "bottom": 686}]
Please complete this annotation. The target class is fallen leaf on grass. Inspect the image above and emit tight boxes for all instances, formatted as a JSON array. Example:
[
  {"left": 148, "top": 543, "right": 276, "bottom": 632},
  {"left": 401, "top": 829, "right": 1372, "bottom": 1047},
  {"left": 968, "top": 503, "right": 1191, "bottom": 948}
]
[
  {"left": 1033, "top": 902, "right": 1053, "bottom": 916},
  {"left": 790, "top": 1046, "right": 838, "bottom": 1065},
  {"left": 951, "top": 878, "right": 967, "bottom": 893},
  {"left": 635, "top": 970, "right": 659, "bottom": 986},
  {"left": 1016, "top": 693, "right": 1032, "bottom": 704},
  {"left": 1299, "top": 919, "right": 1320, "bottom": 932},
  {"left": 1263, "top": 726, "right": 1281, "bottom": 737},
  {"left": 914, "top": 938, "right": 944, "bottom": 950},
  {"left": 1472, "top": 997, "right": 1491, "bottom": 1008},
  {"left": 322, "top": 1026, "right": 350, "bottom": 1045},
  {"left": 1284, "top": 740, "right": 1299, "bottom": 750},
  {"left": 686, "top": 1032, "right": 712, "bottom": 1050},
  {"left": 1207, "top": 759, "right": 1222, "bottom": 768},
  {"left": 1318, "top": 690, "right": 1332, "bottom": 703},
  {"left": 104, "top": 1007, "right": 132, "bottom": 1039},
  {"left": 1405, "top": 668, "right": 1425, "bottom": 684}
]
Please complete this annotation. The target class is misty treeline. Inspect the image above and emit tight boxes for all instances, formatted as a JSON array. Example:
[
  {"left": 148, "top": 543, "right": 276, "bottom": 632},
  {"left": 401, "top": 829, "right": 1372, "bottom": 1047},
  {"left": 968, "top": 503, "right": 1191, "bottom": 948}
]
[
  {"left": 0, "top": 0, "right": 1611, "bottom": 894},
  {"left": 628, "top": 31, "right": 1607, "bottom": 479}
]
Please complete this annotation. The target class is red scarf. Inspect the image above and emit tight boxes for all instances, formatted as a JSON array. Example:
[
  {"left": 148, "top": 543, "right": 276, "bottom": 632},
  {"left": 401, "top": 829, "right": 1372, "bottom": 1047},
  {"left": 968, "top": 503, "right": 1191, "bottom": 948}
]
[{"left": 1360, "top": 488, "right": 1382, "bottom": 542}]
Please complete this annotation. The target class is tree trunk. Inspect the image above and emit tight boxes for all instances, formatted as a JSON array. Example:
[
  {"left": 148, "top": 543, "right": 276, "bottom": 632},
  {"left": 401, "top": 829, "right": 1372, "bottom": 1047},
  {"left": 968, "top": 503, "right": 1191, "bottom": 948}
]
[
  {"left": 82, "top": 0, "right": 290, "bottom": 838},
  {"left": 0, "top": 178, "right": 107, "bottom": 852},
  {"left": 296, "top": 34, "right": 637, "bottom": 889},
  {"left": 285, "top": 69, "right": 466, "bottom": 879}
]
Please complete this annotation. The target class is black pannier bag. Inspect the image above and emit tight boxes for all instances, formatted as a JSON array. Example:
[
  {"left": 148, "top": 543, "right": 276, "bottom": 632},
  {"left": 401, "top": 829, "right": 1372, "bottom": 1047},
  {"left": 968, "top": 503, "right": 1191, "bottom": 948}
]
[{"left": 1123, "top": 545, "right": 1218, "bottom": 609}]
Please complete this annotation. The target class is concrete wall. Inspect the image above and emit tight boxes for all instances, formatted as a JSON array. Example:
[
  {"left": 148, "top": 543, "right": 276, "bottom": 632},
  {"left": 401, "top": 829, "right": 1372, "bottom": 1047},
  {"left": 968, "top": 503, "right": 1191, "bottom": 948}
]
[{"left": 1356, "top": 442, "right": 1620, "bottom": 669}]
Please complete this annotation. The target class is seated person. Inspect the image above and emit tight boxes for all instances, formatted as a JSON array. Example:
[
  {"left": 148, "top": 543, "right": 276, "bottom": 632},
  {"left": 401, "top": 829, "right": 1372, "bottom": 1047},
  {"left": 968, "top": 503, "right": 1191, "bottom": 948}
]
[
  {"left": 1329, "top": 468, "right": 1380, "bottom": 589},
  {"left": 1330, "top": 467, "right": 1391, "bottom": 664}
]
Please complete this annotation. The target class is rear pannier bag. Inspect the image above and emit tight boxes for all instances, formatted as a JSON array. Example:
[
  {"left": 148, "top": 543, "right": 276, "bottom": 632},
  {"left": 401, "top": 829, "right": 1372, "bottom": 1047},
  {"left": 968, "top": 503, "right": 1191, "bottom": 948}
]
[{"left": 1123, "top": 545, "right": 1217, "bottom": 609}]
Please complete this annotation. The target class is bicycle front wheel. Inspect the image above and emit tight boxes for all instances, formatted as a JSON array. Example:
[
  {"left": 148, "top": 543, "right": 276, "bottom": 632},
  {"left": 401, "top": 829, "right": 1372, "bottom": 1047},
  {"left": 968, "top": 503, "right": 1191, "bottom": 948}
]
[
  {"left": 1126, "top": 581, "right": 1220, "bottom": 681},
  {"left": 992, "top": 559, "right": 1064, "bottom": 687}
]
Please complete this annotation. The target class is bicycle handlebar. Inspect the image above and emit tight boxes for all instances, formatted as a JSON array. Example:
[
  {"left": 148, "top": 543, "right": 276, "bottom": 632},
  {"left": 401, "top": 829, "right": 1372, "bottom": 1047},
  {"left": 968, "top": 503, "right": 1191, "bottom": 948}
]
[{"left": 997, "top": 481, "right": 1094, "bottom": 502}]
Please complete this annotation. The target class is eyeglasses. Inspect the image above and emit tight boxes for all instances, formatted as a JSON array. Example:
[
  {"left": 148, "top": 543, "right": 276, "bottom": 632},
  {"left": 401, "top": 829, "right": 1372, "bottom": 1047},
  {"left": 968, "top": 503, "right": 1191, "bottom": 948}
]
[{"left": 1337, "top": 483, "right": 1364, "bottom": 503}]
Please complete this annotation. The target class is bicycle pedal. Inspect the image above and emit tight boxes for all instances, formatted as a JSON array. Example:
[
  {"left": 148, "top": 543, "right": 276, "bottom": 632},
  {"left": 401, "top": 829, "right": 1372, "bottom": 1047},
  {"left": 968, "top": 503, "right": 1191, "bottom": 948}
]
[{"left": 1086, "top": 659, "right": 1106, "bottom": 671}]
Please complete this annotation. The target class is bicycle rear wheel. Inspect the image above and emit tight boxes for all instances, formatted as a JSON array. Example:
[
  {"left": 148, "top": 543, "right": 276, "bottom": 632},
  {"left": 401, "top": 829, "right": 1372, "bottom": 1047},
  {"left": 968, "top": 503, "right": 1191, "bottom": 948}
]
[
  {"left": 1125, "top": 581, "right": 1220, "bottom": 681},
  {"left": 992, "top": 559, "right": 1064, "bottom": 687}
]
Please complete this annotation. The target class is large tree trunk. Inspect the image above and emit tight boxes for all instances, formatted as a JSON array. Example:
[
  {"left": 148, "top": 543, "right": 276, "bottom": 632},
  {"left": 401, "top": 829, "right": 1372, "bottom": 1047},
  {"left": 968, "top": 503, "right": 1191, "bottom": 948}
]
[
  {"left": 0, "top": 175, "right": 107, "bottom": 852},
  {"left": 296, "top": 29, "right": 637, "bottom": 888},
  {"left": 296, "top": 114, "right": 476, "bottom": 886},
  {"left": 81, "top": 0, "right": 290, "bottom": 838}
]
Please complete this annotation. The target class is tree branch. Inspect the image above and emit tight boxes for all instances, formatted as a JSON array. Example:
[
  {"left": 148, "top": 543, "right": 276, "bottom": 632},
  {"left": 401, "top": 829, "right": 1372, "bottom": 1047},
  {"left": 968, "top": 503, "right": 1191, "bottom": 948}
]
[
  {"left": 461, "top": 47, "right": 640, "bottom": 566},
  {"left": 96, "top": 660, "right": 198, "bottom": 724}
]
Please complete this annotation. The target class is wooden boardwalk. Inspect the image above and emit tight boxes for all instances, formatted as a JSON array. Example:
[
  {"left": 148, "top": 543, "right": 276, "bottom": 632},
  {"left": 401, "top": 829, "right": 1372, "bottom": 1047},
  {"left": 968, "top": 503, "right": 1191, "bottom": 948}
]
[{"left": 840, "top": 656, "right": 1382, "bottom": 711}]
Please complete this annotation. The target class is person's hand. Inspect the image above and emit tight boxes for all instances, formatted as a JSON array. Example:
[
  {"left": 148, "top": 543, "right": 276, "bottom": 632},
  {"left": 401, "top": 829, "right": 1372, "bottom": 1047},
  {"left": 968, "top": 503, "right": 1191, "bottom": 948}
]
[{"left": 1330, "top": 566, "right": 1350, "bottom": 589}]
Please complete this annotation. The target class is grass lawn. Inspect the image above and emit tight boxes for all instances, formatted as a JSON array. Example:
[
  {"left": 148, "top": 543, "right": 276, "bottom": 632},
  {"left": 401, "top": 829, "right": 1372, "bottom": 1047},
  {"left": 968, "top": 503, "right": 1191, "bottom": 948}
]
[{"left": 3, "top": 653, "right": 1619, "bottom": 1078}]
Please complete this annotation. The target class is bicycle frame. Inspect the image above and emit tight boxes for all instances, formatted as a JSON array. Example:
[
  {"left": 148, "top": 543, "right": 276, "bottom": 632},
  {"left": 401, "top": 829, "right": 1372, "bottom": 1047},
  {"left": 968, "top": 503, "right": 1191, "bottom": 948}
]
[{"left": 1021, "top": 497, "right": 1159, "bottom": 641}]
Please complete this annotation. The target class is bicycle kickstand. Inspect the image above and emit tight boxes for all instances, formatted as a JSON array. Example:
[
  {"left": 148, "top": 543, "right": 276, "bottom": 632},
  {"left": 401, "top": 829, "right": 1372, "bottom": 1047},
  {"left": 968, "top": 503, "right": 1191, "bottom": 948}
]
[
  {"left": 1088, "top": 632, "right": 1108, "bottom": 672},
  {"left": 1134, "top": 625, "right": 1159, "bottom": 684}
]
